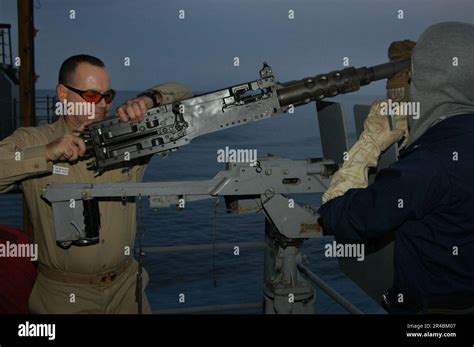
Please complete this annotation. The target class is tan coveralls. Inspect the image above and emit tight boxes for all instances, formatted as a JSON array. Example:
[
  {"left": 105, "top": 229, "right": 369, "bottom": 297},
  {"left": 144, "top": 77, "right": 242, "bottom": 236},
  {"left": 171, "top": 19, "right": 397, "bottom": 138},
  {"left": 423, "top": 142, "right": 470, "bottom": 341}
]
[
  {"left": 0, "top": 116, "right": 151, "bottom": 313},
  {"left": 0, "top": 83, "right": 193, "bottom": 313}
]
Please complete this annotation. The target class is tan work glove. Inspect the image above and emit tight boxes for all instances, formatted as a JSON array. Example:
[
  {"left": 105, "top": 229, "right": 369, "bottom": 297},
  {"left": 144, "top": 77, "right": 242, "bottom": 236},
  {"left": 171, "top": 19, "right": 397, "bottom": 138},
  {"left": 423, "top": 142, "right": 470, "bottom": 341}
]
[
  {"left": 386, "top": 40, "right": 416, "bottom": 103},
  {"left": 149, "top": 83, "right": 193, "bottom": 104},
  {"left": 321, "top": 101, "right": 405, "bottom": 204},
  {"left": 386, "top": 40, "right": 415, "bottom": 149}
]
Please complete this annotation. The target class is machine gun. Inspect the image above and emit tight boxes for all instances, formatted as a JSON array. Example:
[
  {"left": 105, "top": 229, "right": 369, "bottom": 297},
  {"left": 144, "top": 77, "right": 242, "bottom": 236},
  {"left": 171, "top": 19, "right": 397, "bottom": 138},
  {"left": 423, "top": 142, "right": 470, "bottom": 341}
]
[{"left": 82, "top": 59, "right": 410, "bottom": 173}]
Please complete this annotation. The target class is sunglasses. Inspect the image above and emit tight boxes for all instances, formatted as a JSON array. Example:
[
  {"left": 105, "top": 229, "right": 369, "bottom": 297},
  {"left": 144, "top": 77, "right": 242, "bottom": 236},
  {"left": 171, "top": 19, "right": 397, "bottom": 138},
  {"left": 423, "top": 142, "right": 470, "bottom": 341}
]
[{"left": 63, "top": 84, "right": 116, "bottom": 104}]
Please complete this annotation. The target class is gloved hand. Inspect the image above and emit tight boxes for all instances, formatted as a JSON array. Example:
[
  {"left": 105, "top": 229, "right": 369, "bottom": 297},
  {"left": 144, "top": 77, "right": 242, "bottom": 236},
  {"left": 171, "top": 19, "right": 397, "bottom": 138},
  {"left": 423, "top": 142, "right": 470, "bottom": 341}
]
[
  {"left": 386, "top": 40, "right": 415, "bottom": 149},
  {"left": 321, "top": 100, "right": 405, "bottom": 204},
  {"left": 360, "top": 101, "right": 406, "bottom": 153},
  {"left": 387, "top": 40, "right": 416, "bottom": 103},
  {"left": 150, "top": 83, "right": 193, "bottom": 105}
]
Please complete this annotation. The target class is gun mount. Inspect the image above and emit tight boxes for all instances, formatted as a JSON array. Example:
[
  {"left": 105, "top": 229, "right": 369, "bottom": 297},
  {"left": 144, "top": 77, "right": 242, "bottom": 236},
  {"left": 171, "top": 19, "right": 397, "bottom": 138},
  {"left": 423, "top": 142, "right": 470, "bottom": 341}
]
[{"left": 43, "top": 155, "right": 334, "bottom": 313}]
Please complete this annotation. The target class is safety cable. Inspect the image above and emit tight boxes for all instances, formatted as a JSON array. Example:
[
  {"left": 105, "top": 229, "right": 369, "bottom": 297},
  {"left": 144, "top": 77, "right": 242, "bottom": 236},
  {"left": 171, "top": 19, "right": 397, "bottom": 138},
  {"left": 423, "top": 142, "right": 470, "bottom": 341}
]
[{"left": 136, "top": 195, "right": 147, "bottom": 314}]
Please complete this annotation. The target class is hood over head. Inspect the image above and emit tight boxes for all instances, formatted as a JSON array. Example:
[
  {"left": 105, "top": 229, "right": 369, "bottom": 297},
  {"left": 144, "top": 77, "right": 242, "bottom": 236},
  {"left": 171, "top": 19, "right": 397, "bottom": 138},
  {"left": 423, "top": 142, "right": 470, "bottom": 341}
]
[{"left": 407, "top": 22, "right": 474, "bottom": 146}]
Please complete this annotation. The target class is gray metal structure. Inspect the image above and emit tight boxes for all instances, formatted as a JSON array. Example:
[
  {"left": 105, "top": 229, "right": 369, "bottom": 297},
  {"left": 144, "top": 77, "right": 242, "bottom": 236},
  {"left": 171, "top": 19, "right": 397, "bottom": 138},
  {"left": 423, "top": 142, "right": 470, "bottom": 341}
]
[{"left": 43, "top": 156, "right": 335, "bottom": 313}]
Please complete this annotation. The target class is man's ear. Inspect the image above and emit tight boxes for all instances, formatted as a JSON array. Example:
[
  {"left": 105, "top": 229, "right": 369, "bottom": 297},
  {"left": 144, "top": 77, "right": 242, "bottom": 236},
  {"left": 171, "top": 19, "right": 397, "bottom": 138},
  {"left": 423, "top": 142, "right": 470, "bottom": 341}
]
[{"left": 56, "top": 84, "right": 68, "bottom": 102}]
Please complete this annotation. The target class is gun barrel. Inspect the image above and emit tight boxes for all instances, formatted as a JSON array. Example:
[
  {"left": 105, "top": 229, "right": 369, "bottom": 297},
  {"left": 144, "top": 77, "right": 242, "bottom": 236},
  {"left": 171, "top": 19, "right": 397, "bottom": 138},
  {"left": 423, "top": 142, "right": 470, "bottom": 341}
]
[
  {"left": 356, "top": 59, "right": 411, "bottom": 85},
  {"left": 276, "top": 58, "right": 410, "bottom": 107}
]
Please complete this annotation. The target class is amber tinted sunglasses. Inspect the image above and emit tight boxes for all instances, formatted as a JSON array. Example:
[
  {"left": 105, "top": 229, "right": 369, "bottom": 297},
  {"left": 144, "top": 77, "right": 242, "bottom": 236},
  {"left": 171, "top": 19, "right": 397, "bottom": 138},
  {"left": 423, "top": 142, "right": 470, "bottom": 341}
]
[{"left": 63, "top": 84, "right": 116, "bottom": 104}]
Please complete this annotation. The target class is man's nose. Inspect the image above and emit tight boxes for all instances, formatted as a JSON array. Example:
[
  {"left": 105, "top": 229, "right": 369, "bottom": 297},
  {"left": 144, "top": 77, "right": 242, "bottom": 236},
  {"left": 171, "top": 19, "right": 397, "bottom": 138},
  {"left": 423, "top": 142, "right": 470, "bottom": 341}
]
[{"left": 97, "top": 97, "right": 107, "bottom": 108}]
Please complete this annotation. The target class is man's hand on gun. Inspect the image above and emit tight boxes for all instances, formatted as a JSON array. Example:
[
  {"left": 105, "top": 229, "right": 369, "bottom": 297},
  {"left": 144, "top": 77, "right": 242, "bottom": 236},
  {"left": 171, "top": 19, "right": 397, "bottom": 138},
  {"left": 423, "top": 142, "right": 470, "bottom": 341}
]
[
  {"left": 45, "top": 122, "right": 91, "bottom": 163},
  {"left": 44, "top": 93, "right": 160, "bottom": 163},
  {"left": 116, "top": 92, "right": 160, "bottom": 122},
  {"left": 116, "top": 97, "right": 148, "bottom": 122}
]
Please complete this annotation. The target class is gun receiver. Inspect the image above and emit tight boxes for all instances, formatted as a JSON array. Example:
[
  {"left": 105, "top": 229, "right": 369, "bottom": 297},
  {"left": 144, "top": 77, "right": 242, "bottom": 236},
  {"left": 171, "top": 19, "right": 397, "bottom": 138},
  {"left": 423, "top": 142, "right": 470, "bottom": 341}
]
[{"left": 82, "top": 59, "right": 410, "bottom": 173}]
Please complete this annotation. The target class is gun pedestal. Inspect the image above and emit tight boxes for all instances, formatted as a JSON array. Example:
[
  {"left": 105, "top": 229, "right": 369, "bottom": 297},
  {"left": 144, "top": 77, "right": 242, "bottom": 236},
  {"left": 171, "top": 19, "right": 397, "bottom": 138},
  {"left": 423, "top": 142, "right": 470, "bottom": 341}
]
[
  {"left": 260, "top": 194, "right": 321, "bottom": 314},
  {"left": 263, "top": 221, "right": 314, "bottom": 314}
]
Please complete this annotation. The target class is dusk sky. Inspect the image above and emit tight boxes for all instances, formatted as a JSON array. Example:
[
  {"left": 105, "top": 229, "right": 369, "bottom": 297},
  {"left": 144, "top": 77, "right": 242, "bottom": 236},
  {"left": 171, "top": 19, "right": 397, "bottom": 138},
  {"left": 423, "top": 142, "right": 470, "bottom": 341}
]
[{"left": 1, "top": 0, "right": 473, "bottom": 93}]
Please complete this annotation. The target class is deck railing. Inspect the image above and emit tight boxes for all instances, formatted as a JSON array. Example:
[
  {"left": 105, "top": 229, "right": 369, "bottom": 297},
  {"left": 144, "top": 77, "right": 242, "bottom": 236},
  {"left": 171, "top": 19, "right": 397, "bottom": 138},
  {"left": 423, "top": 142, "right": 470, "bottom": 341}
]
[{"left": 141, "top": 242, "right": 364, "bottom": 314}]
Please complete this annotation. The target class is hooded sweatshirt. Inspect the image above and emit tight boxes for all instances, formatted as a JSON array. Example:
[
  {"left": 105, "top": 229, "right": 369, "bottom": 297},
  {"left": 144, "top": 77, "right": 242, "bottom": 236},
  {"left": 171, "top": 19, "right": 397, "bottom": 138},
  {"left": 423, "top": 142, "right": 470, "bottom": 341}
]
[
  {"left": 318, "top": 22, "right": 474, "bottom": 310},
  {"left": 407, "top": 22, "right": 474, "bottom": 146}
]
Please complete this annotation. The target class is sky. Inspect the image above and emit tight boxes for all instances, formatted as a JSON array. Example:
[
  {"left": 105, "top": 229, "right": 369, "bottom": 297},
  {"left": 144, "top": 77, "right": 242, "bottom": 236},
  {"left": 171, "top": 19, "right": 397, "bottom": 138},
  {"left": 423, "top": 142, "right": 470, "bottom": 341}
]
[{"left": 1, "top": 0, "right": 473, "bottom": 93}]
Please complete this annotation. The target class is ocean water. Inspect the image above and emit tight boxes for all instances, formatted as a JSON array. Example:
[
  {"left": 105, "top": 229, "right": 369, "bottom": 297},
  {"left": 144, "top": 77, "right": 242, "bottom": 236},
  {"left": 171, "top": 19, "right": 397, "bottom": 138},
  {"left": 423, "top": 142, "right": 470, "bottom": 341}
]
[{"left": 0, "top": 90, "right": 386, "bottom": 314}]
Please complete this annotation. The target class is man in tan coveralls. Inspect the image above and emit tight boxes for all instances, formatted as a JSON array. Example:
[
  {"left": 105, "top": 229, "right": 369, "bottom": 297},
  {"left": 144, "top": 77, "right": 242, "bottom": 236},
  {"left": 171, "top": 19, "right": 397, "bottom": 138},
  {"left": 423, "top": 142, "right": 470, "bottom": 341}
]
[{"left": 0, "top": 54, "right": 192, "bottom": 313}]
